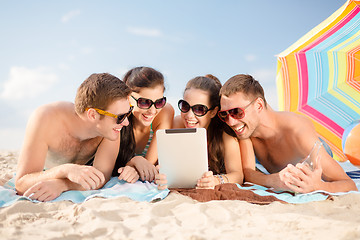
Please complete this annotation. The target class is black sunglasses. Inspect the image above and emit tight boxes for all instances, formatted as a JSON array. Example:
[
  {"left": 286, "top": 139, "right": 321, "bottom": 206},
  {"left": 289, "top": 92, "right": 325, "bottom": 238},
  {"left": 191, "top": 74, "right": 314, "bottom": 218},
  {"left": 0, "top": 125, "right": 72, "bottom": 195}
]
[
  {"left": 218, "top": 98, "right": 257, "bottom": 122},
  {"left": 86, "top": 106, "right": 134, "bottom": 124},
  {"left": 131, "top": 95, "right": 167, "bottom": 109},
  {"left": 178, "top": 99, "right": 214, "bottom": 117}
]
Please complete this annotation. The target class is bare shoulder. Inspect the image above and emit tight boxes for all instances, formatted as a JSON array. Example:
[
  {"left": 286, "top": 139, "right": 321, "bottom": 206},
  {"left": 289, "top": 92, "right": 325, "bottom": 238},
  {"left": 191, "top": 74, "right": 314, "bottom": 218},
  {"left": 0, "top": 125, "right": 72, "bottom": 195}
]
[
  {"left": 222, "top": 130, "right": 239, "bottom": 144},
  {"left": 26, "top": 102, "right": 75, "bottom": 140},
  {"left": 173, "top": 115, "right": 184, "bottom": 128},
  {"left": 277, "top": 111, "right": 314, "bottom": 134},
  {"left": 30, "top": 102, "right": 71, "bottom": 124}
]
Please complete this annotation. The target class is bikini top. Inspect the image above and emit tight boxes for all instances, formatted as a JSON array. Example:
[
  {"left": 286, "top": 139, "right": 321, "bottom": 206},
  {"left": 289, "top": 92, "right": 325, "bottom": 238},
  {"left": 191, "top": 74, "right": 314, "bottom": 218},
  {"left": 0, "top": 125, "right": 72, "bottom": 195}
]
[{"left": 134, "top": 124, "right": 154, "bottom": 157}]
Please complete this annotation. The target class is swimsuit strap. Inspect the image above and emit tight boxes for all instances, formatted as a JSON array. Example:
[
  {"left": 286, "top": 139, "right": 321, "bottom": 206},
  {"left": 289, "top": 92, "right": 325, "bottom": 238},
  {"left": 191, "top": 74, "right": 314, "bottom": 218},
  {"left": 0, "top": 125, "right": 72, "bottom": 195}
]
[{"left": 135, "top": 124, "right": 153, "bottom": 157}]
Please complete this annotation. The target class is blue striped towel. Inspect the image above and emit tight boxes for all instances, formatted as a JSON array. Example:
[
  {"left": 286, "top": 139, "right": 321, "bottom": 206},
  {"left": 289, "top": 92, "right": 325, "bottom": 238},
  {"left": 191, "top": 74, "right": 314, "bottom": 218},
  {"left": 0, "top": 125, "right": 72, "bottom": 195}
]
[{"left": 0, "top": 177, "right": 169, "bottom": 207}]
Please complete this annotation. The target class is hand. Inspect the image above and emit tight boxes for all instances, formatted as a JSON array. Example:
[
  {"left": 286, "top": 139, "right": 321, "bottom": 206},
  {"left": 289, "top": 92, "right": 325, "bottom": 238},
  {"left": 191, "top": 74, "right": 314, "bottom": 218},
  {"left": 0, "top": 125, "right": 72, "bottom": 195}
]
[
  {"left": 118, "top": 166, "right": 139, "bottom": 183},
  {"left": 65, "top": 164, "right": 105, "bottom": 190},
  {"left": 23, "top": 179, "right": 65, "bottom": 202},
  {"left": 155, "top": 166, "right": 168, "bottom": 190},
  {"left": 281, "top": 163, "right": 323, "bottom": 193},
  {"left": 196, "top": 171, "right": 217, "bottom": 189},
  {"left": 127, "top": 156, "right": 158, "bottom": 182}
]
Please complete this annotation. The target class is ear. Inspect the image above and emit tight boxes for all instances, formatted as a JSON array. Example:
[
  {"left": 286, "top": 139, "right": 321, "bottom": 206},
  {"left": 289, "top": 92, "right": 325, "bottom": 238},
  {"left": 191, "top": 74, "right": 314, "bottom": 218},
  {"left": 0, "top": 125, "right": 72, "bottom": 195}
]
[
  {"left": 86, "top": 108, "right": 98, "bottom": 122},
  {"left": 255, "top": 98, "right": 265, "bottom": 113},
  {"left": 210, "top": 106, "right": 219, "bottom": 119}
]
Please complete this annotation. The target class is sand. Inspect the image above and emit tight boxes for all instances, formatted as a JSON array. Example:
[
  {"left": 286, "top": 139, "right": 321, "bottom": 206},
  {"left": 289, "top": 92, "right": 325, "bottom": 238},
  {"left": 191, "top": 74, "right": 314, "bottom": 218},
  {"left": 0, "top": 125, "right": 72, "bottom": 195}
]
[{"left": 1, "top": 151, "right": 360, "bottom": 240}]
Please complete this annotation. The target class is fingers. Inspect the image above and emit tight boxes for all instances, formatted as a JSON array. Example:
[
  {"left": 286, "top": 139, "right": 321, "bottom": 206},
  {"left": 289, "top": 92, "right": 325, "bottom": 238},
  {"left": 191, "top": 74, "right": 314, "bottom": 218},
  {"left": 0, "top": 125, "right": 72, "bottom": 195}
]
[
  {"left": 196, "top": 174, "right": 215, "bottom": 189},
  {"left": 155, "top": 174, "right": 168, "bottom": 190},
  {"left": 202, "top": 171, "right": 213, "bottom": 178},
  {"left": 119, "top": 166, "right": 139, "bottom": 183},
  {"left": 23, "top": 181, "right": 61, "bottom": 202}
]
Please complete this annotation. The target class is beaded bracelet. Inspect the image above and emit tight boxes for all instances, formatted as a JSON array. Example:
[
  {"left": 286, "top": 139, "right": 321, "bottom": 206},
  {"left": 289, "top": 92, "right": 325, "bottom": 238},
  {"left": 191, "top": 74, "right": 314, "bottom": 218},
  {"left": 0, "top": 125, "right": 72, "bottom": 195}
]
[
  {"left": 221, "top": 174, "right": 229, "bottom": 183},
  {"left": 215, "top": 174, "right": 225, "bottom": 184}
]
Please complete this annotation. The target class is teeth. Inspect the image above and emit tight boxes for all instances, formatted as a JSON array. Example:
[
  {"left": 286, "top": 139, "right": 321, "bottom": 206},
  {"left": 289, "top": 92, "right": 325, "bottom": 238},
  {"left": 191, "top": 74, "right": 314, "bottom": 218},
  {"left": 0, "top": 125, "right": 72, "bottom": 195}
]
[
  {"left": 235, "top": 124, "right": 245, "bottom": 132},
  {"left": 114, "top": 128, "right": 121, "bottom": 132},
  {"left": 186, "top": 120, "right": 198, "bottom": 126}
]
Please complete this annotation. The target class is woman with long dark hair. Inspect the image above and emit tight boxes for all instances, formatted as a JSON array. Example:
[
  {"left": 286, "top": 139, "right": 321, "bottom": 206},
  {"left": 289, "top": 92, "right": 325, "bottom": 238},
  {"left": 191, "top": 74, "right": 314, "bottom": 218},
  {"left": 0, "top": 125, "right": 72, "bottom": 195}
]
[
  {"left": 114, "top": 66, "right": 174, "bottom": 182},
  {"left": 156, "top": 75, "right": 243, "bottom": 189}
]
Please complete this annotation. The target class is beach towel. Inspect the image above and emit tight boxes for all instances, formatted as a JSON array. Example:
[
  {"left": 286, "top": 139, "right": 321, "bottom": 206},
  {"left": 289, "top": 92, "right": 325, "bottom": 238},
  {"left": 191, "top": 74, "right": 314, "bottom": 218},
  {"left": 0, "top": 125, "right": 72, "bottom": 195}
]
[
  {"left": 173, "top": 183, "right": 332, "bottom": 204},
  {"left": 0, "top": 177, "right": 169, "bottom": 207},
  {"left": 175, "top": 161, "right": 360, "bottom": 205}
]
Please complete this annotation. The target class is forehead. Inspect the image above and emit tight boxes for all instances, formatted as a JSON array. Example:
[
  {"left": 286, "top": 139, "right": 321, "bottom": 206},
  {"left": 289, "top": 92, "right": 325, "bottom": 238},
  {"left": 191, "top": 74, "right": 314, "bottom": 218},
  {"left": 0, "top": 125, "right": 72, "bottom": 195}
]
[
  {"left": 183, "top": 88, "right": 211, "bottom": 106},
  {"left": 107, "top": 98, "right": 130, "bottom": 114},
  {"left": 133, "top": 85, "right": 164, "bottom": 100},
  {"left": 220, "top": 92, "right": 250, "bottom": 110}
]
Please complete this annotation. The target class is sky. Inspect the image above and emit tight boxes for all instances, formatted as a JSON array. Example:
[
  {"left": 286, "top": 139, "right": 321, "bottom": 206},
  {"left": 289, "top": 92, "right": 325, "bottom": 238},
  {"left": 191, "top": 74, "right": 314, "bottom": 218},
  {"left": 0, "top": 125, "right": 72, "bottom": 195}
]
[{"left": 0, "top": 0, "right": 346, "bottom": 150}]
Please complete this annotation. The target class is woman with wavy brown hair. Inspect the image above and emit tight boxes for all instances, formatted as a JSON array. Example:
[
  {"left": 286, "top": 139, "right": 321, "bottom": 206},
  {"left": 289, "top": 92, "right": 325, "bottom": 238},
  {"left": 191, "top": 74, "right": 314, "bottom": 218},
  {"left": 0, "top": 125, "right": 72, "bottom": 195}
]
[{"left": 156, "top": 75, "right": 243, "bottom": 189}]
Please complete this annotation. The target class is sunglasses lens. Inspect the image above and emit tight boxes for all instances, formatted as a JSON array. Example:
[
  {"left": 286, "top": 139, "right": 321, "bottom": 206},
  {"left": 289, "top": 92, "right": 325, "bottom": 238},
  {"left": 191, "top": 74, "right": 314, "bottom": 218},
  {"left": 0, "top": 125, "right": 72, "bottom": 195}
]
[
  {"left": 192, "top": 105, "right": 208, "bottom": 116},
  {"left": 230, "top": 108, "right": 245, "bottom": 119},
  {"left": 154, "top": 97, "right": 166, "bottom": 109},
  {"left": 116, "top": 106, "right": 133, "bottom": 124},
  {"left": 218, "top": 111, "right": 228, "bottom": 121},
  {"left": 178, "top": 100, "right": 190, "bottom": 113},
  {"left": 137, "top": 98, "right": 152, "bottom": 109}
]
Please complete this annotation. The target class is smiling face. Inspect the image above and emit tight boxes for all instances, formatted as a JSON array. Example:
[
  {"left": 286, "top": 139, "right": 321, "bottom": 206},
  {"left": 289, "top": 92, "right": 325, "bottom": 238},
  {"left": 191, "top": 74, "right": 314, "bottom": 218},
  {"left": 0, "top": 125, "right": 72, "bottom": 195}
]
[
  {"left": 97, "top": 98, "right": 131, "bottom": 141},
  {"left": 220, "top": 92, "right": 259, "bottom": 139},
  {"left": 181, "top": 88, "right": 217, "bottom": 129},
  {"left": 130, "top": 85, "right": 165, "bottom": 127}
]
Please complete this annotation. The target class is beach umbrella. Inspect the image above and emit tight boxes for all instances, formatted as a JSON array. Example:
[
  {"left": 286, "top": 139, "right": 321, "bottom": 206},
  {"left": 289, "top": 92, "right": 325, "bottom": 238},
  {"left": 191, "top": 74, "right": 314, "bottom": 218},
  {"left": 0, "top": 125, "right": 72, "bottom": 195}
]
[{"left": 276, "top": 0, "right": 360, "bottom": 162}]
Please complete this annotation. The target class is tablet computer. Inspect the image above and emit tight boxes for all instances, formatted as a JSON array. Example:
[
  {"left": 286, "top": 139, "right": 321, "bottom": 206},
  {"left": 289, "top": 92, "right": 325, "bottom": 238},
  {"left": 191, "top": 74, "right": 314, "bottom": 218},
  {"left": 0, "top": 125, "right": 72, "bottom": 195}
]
[{"left": 157, "top": 128, "right": 208, "bottom": 188}]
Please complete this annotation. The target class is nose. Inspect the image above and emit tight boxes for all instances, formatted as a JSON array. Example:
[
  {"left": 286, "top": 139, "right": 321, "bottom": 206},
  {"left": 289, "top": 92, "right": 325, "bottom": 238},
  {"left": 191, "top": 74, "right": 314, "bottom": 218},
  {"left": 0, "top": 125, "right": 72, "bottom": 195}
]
[
  {"left": 148, "top": 105, "right": 157, "bottom": 114},
  {"left": 225, "top": 115, "right": 238, "bottom": 127},
  {"left": 121, "top": 117, "right": 130, "bottom": 126},
  {"left": 185, "top": 108, "right": 196, "bottom": 118}
]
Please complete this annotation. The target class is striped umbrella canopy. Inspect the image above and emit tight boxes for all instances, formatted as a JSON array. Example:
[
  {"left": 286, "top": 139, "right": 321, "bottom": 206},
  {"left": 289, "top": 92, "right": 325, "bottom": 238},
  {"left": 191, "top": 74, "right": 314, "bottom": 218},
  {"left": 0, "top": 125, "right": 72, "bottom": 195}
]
[{"left": 276, "top": 0, "right": 360, "bottom": 161}]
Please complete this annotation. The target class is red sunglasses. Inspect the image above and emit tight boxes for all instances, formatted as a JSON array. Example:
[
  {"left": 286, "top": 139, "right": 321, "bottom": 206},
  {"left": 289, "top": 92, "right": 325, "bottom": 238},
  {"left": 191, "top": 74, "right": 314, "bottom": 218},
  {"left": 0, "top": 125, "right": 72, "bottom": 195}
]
[{"left": 218, "top": 98, "right": 257, "bottom": 122}]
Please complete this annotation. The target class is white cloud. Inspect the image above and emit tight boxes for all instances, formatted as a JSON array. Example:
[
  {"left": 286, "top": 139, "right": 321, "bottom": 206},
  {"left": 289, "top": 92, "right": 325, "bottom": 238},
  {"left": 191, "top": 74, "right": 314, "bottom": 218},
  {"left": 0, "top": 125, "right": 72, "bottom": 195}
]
[
  {"left": 61, "top": 10, "right": 81, "bottom": 23},
  {"left": 126, "top": 26, "right": 162, "bottom": 37},
  {"left": 81, "top": 47, "right": 93, "bottom": 55},
  {"left": 244, "top": 54, "right": 257, "bottom": 62},
  {"left": 0, "top": 66, "right": 58, "bottom": 100}
]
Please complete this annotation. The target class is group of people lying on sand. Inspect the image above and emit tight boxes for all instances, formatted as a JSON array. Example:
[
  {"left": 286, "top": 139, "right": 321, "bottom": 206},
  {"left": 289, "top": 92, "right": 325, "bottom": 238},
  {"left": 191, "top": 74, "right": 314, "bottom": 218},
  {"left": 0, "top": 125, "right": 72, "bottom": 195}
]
[{"left": 15, "top": 67, "right": 357, "bottom": 202}]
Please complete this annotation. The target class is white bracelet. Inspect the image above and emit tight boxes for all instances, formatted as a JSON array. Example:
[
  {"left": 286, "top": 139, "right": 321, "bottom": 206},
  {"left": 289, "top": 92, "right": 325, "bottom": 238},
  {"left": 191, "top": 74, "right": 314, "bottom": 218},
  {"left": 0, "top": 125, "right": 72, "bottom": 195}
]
[{"left": 216, "top": 175, "right": 225, "bottom": 184}]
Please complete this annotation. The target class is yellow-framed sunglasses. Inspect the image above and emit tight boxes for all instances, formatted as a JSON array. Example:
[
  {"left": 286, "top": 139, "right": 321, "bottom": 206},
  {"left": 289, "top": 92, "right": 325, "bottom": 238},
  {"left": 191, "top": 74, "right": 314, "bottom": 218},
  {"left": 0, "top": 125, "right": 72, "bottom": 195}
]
[{"left": 86, "top": 106, "right": 133, "bottom": 124}]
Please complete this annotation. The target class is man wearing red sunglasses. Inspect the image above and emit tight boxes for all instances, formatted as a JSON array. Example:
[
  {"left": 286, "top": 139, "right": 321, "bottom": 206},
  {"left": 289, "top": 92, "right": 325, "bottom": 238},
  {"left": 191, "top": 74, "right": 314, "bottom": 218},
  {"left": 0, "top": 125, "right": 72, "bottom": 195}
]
[
  {"left": 219, "top": 74, "right": 356, "bottom": 193},
  {"left": 15, "top": 73, "right": 139, "bottom": 201}
]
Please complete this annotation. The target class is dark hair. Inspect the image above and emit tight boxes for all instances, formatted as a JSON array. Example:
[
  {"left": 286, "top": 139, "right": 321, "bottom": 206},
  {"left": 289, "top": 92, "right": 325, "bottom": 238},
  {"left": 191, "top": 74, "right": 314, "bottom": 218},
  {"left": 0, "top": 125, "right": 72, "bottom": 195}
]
[
  {"left": 220, "top": 74, "right": 267, "bottom": 107},
  {"left": 112, "top": 67, "right": 165, "bottom": 176},
  {"left": 75, "top": 73, "right": 131, "bottom": 114},
  {"left": 185, "top": 75, "right": 236, "bottom": 174}
]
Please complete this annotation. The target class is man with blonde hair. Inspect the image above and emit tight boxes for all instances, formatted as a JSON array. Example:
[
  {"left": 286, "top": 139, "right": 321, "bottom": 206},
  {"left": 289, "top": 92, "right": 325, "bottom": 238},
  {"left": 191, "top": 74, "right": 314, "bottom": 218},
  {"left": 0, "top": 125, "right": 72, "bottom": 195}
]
[{"left": 16, "top": 73, "right": 139, "bottom": 201}]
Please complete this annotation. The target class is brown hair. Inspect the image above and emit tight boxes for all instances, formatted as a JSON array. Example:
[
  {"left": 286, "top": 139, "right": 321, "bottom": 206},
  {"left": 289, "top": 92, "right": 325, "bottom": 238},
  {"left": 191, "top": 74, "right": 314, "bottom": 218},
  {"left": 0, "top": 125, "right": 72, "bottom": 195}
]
[
  {"left": 185, "top": 75, "right": 236, "bottom": 174},
  {"left": 123, "top": 66, "right": 165, "bottom": 92},
  {"left": 220, "top": 74, "right": 267, "bottom": 107},
  {"left": 75, "top": 73, "right": 131, "bottom": 114}
]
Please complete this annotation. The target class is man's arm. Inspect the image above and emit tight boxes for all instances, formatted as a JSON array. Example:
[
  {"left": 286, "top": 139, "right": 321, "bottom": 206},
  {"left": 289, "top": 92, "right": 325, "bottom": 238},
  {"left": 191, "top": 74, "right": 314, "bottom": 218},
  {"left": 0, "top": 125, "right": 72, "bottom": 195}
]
[
  {"left": 92, "top": 136, "right": 124, "bottom": 185},
  {"left": 240, "top": 138, "right": 291, "bottom": 190},
  {"left": 282, "top": 118, "right": 357, "bottom": 193}
]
